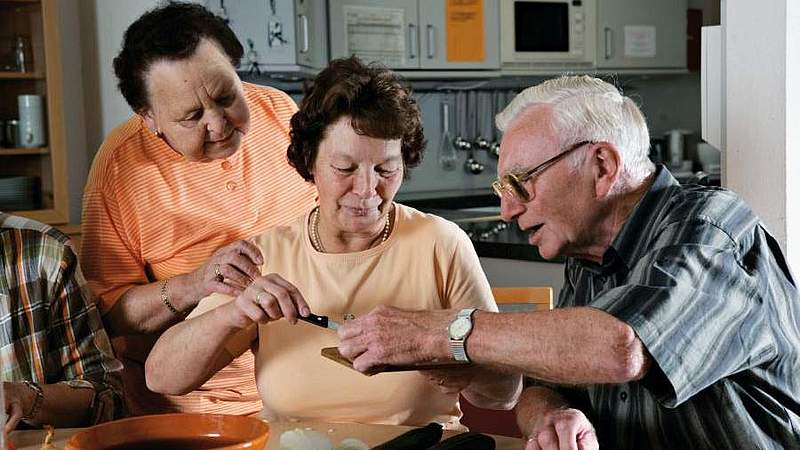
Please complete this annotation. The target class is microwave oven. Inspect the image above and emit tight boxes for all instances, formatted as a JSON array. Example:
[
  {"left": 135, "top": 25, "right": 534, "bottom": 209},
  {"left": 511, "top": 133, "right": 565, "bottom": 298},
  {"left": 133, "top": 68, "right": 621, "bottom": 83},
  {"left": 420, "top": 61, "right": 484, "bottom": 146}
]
[{"left": 500, "top": 0, "right": 596, "bottom": 69}]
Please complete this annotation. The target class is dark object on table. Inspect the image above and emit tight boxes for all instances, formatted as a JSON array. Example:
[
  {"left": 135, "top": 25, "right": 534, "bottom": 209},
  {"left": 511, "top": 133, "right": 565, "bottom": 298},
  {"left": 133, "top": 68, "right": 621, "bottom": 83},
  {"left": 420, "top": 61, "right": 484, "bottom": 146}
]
[
  {"left": 371, "top": 422, "right": 443, "bottom": 450},
  {"left": 429, "top": 432, "right": 496, "bottom": 450}
]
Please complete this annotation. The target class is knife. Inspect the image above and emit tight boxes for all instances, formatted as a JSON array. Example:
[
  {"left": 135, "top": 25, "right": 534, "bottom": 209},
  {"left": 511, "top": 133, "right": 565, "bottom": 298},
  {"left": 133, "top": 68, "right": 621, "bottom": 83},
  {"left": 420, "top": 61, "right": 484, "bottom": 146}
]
[{"left": 299, "top": 312, "right": 340, "bottom": 331}]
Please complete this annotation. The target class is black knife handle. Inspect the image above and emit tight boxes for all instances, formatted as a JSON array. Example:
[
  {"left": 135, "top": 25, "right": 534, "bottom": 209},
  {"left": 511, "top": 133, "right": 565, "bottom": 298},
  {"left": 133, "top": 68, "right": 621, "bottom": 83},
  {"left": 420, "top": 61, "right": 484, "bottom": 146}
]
[{"left": 299, "top": 313, "right": 329, "bottom": 328}]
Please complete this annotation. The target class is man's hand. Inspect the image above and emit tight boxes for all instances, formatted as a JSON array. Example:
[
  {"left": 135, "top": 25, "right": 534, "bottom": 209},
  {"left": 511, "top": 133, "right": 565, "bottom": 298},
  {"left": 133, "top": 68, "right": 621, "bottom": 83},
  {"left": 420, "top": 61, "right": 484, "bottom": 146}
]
[
  {"left": 337, "top": 305, "right": 454, "bottom": 373},
  {"left": 3, "top": 381, "right": 35, "bottom": 432},
  {"left": 525, "top": 407, "right": 598, "bottom": 450}
]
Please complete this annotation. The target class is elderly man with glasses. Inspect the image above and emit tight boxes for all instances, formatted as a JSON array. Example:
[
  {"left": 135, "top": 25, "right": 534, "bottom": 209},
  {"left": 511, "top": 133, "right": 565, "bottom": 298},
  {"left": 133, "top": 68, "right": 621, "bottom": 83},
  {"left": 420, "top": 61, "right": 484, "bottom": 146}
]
[{"left": 338, "top": 75, "right": 800, "bottom": 450}]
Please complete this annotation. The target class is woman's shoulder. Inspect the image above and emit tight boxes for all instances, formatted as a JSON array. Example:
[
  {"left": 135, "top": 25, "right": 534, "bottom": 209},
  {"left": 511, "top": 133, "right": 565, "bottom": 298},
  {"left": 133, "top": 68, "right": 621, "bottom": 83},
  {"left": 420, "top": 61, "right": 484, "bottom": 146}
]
[
  {"left": 395, "top": 203, "right": 466, "bottom": 243},
  {"left": 252, "top": 211, "right": 310, "bottom": 251},
  {"left": 87, "top": 116, "right": 151, "bottom": 189},
  {"left": 242, "top": 83, "right": 298, "bottom": 120}
]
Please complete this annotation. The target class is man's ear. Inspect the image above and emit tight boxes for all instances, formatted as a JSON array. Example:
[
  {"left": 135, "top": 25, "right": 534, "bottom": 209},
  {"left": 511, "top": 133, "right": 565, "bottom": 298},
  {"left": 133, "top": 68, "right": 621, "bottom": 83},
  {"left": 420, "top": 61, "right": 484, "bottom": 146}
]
[{"left": 591, "top": 142, "right": 622, "bottom": 199}]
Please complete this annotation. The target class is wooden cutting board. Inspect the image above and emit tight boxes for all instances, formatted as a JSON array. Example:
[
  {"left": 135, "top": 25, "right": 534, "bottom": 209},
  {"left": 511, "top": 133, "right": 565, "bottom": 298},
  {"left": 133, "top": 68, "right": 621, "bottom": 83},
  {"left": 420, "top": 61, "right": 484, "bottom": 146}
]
[{"left": 321, "top": 347, "right": 470, "bottom": 376}]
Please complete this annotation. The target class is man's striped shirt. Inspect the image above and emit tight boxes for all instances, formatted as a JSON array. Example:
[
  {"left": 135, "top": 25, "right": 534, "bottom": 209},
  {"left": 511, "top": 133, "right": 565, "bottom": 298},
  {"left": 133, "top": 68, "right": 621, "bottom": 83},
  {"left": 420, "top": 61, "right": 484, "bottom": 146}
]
[{"left": 559, "top": 166, "right": 800, "bottom": 449}]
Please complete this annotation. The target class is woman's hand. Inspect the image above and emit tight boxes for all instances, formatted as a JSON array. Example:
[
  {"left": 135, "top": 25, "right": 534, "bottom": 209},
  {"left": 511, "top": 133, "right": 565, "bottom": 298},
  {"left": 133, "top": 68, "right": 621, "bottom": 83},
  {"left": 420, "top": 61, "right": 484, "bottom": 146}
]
[
  {"left": 3, "top": 382, "right": 34, "bottom": 432},
  {"left": 225, "top": 273, "right": 311, "bottom": 329},
  {"left": 190, "top": 240, "right": 264, "bottom": 298},
  {"left": 421, "top": 368, "right": 475, "bottom": 394}
]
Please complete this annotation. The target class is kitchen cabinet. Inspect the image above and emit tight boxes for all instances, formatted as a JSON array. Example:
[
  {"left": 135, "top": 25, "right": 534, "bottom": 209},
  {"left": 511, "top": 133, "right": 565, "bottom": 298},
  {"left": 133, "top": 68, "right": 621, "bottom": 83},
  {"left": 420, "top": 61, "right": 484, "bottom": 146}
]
[
  {"left": 0, "top": 0, "right": 69, "bottom": 224},
  {"left": 210, "top": 0, "right": 327, "bottom": 73},
  {"left": 597, "top": 0, "right": 687, "bottom": 70},
  {"left": 329, "top": 0, "right": 499, "bottom": 70}
]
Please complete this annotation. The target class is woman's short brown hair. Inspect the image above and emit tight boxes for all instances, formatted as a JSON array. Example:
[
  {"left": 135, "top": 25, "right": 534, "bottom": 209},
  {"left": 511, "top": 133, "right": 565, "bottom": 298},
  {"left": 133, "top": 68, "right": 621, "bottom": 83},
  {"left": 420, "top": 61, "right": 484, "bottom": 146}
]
[{"left": 287, "top": 57, "right": 425, "bottom": 182}]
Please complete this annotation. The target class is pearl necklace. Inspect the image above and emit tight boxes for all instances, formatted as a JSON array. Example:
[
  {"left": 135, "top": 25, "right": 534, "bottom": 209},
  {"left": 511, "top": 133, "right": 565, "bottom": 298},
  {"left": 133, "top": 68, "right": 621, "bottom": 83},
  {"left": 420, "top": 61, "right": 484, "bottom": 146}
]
[{"left": 309, "top": 206, "right": 391, "bottom": 253}]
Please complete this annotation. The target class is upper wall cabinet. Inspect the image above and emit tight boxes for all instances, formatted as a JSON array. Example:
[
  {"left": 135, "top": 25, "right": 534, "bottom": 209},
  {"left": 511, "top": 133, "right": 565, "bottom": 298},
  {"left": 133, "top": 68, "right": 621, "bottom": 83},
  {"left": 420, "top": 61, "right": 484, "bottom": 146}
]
[
  {"left": 208, "top": 0, "right": 328, "bottom": 73},
  {"left": 329, "top": 0, "right": 500, "bottom": 70},
  {"left": 597, "top": 0, "right": 687, "bottom": 70}
]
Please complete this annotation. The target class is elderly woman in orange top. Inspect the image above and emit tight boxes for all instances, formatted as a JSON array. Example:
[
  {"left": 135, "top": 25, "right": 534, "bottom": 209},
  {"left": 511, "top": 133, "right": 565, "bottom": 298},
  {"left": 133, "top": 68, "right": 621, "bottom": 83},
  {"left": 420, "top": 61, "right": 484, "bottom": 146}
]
[
  {"left": 145, "top": 57, "right": 521, "bottom": 428},
  {"left": 80, "top": 3, "right": 315, "bottom": 415}
]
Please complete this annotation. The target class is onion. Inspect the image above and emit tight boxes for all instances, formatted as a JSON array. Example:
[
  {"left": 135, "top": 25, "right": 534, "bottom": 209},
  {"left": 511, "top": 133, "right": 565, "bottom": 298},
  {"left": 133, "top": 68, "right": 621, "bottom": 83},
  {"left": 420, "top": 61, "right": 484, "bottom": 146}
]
[
  {"left": 335, "top": 438, "right": 370, "bottom": 450},
  {"left": 279, "top": 428, "right": 333, "bottom": 450}
]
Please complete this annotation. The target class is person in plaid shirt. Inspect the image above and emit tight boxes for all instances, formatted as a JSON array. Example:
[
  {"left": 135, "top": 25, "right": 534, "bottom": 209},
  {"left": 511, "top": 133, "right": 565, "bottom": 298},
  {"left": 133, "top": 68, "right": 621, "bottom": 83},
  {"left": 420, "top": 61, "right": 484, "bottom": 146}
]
[{"left": 0, "top": 213, "right": 123, "bottom": 431}]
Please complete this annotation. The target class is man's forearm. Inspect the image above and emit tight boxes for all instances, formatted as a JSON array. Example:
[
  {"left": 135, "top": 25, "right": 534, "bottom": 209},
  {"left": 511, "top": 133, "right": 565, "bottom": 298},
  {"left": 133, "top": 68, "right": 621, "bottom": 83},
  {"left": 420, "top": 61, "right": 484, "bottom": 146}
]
[
  {"left": 105, "top": 274, "right": 199, "bottom": 336},
  {"left": 514, "top": 386, "right": 570, "bottom": 438},
  {"left": 28, "top": 383, "right": 95, "bottom": 428},
  {"left": 464, "top": 308, "right": 650, "bottom": 385}
]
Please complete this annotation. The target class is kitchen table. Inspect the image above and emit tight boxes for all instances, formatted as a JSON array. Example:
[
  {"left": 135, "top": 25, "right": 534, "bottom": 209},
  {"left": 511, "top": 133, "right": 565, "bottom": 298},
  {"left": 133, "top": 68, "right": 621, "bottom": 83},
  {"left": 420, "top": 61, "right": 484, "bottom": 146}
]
[{"left": 10, "top": 420, "right": 525, "bottom": 449}]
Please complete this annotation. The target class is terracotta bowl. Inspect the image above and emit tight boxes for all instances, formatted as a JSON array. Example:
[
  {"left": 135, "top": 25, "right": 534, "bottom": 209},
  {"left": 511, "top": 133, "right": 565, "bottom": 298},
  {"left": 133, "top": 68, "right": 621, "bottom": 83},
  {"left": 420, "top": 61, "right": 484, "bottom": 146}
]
[{"left": 65, "top": 413, "right": 269, "bottom": 450}]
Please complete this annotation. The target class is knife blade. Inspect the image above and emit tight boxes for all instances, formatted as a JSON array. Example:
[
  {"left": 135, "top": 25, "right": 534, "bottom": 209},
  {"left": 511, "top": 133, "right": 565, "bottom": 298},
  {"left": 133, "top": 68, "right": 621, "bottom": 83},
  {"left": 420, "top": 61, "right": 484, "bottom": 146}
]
[{"left": 299, "top": 313, "right": 340, "bottom": 331}]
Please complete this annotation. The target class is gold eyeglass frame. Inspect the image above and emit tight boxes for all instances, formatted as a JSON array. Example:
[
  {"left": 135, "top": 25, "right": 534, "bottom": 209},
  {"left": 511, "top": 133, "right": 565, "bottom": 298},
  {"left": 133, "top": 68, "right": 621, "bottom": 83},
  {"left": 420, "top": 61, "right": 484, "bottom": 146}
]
[{"left": 492, "top": 140, "right": 593, "bottom": 202}]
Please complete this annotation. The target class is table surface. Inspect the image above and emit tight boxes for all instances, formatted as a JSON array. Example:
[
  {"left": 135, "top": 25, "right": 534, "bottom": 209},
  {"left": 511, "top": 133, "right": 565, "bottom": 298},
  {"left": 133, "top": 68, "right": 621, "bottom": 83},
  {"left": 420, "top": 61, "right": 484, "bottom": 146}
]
[{"left": 10, "top": 420, "right": 524, "bottom": 449}]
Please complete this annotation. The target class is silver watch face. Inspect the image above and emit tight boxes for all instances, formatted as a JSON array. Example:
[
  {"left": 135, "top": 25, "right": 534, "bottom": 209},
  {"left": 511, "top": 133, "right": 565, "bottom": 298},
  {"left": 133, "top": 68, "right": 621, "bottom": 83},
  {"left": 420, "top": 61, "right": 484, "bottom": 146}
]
[{"left": 449, "top": 316, "right": 472, "bottom": 340}]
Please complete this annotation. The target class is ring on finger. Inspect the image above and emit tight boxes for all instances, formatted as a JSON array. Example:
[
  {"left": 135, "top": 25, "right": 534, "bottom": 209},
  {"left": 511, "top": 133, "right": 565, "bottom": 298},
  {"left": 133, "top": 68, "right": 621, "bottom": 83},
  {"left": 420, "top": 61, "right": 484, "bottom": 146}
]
[
  {"left": 255, "top": 291, "right": 267, "bottom": 304},
  {"left": 214, "top": 264, "right": 224, "bottom": 283}
]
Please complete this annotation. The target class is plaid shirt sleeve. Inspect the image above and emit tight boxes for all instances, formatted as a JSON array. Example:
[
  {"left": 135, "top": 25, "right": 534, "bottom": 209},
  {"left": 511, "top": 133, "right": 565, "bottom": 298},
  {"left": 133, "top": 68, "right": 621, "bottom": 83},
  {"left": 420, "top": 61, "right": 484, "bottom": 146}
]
[
  {"left": 0, "top": 214, "right": 125, "bottom": 424},
  {"left": 46, "top": 238, "right": 125, "bottom": 423}
]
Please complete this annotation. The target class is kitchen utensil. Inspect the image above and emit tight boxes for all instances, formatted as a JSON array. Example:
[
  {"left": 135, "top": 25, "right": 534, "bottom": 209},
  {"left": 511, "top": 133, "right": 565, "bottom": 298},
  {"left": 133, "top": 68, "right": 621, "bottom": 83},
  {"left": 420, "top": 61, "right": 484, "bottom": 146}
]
[
  {"left": 321, "top": 347, "right": 469, "bottom": 376},
  {"left": 452, "top": 91, "right": 471, "bottom": 152},
  {"left": 18, "top": 95, "right": 46, "bottom": 148},
  {"left": 438, "top": 98, "right": 457, "bottom": 170},
  {"left": 299, "top": 312, "right": 340, "bottom": 331},
  {"left": 463, "top": 91, "right": 484, "bottom": 174},
  {"left": 65, "top": 413, "right": 269, "bottom": 450},
  {"left": 4, "top": 119, "right": 19, "bottom": 148},
  {"left": 15, "top": 36, "right": 26, "bottom": 72},
  {"left": 474, "top": 91, "right": 493, "bottom": 152},
  {"left": 665, "top": 129, "right": 693, "bottom": 168}
]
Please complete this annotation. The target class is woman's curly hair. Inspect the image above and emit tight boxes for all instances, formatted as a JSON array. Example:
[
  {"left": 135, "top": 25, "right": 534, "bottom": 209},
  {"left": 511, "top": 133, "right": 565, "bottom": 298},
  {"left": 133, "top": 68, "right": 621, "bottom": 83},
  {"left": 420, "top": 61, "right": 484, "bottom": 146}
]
[
  {"left": 113, "top": 2, "right": 243, "bottom": 113},
  {"left": 287, "top": 57, "right": 426, "bottom": 182}
]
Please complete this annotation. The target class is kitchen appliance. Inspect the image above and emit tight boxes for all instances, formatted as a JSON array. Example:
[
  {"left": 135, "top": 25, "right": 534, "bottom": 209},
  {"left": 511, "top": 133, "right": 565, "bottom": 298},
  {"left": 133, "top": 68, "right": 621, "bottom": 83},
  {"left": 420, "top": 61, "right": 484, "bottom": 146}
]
[
  {"left": 501, "top": 0, "right": 597, "bottom": 70},
  {"left": 18, "top": 95, "right": 46, "bottom": 148}
]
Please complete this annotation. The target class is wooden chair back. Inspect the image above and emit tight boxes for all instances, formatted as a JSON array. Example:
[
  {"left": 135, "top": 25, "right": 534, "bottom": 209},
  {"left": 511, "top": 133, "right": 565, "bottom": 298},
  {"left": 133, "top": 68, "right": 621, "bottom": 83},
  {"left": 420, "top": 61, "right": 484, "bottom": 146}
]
[{"left": 491, "top": 287, "right": 553, "bottom": 311}]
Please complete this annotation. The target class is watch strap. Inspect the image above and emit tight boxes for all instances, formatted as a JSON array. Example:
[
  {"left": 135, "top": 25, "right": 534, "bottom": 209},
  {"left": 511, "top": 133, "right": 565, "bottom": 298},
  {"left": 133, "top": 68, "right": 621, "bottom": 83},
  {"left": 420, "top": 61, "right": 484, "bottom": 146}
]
[{"left": 449, "top": 308, "right": 477, "bottom": 362}]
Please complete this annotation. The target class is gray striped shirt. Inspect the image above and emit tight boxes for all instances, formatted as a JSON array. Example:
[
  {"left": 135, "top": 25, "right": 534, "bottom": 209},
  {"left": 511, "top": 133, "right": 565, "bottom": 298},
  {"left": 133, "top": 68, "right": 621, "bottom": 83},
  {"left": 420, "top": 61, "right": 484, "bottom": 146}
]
[{"left": 558, "top": 166, "right": 800, "bottom": 449}]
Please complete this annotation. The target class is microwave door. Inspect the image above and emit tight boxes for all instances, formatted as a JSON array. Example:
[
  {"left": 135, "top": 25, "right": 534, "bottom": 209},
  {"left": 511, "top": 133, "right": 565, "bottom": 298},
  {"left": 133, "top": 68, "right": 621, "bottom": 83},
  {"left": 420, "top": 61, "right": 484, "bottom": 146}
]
[{"left": 515, "top": 1, "right": 570, "bottom": 53}]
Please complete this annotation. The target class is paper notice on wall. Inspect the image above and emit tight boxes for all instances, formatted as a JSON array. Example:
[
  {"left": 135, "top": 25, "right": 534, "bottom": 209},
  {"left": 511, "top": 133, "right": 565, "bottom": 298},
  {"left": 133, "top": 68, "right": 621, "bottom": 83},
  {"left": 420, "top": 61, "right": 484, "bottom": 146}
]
[
  {"left": 344, "top": 6, "right": 406, "bottom": 66},
  {"left": 446, "top": 0, "right": 485, "bottom": 62},
  {"left": 624, "top": 25, "right": 657, "bottom": 58}
]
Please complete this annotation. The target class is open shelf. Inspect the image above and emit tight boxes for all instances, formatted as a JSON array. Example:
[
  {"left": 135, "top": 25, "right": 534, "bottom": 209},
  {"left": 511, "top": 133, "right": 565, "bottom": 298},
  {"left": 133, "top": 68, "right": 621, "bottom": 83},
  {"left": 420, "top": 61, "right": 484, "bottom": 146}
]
[
  {"left": 0, "top": 146, "right": 48, "bottom": 155},
  {"left": 0, "top": 71, "right": 44, "bottom": 79}
]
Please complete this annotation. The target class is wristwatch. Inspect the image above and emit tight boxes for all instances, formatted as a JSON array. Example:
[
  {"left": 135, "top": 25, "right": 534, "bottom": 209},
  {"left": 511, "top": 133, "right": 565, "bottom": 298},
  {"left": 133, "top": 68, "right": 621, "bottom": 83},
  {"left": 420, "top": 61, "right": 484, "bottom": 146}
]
[{"left": 448, "top": 308, "right": 477, "bottom": 362}]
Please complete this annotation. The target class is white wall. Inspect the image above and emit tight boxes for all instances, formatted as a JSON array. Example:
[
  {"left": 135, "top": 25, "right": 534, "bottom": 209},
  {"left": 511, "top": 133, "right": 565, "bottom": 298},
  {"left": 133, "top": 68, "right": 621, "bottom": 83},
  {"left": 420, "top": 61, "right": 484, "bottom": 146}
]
[
  {"left": 78, "top": 0, "right": 162, "bottom": 161},
  {"left": 788, "top": 1, "right": 800, "bottom": 269},
  {"left": 724, "top": 0, "right": 800, "bottom": 273}
]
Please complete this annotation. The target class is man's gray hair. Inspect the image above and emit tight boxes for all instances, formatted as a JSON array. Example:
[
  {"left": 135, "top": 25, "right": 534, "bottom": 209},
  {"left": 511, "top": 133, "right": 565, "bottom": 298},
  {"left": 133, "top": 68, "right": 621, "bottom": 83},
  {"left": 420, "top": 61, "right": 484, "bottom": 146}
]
[{"left": 496, "top": 75, "right": 654, "bottom": 191}]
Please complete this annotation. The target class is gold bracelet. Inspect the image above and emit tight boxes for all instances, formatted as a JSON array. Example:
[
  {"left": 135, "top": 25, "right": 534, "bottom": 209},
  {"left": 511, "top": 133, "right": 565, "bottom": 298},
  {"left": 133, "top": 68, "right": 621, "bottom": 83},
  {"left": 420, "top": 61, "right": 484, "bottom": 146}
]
[
  {"left": 160, "top": 279, "right": 187, "bottom": 319},
  {"left": 21, "top": 380, "right": 43, "bottom": 422}
]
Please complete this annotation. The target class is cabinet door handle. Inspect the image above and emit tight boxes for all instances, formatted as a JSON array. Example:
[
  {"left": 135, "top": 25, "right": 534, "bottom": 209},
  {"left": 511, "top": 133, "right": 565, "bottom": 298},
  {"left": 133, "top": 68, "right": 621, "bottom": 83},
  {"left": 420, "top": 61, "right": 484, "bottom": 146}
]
[
  {"left": 604, "top": 27, "right": 613, "bottom": 60},
  {"left": 299, "top": 14, "right": 309, "bottom": 54},
  {"left": 408, "top": 23, "right": 417, "bottom": 60},
  {"left": 426, "top": 24, "right": 435, "bottom": 59}
]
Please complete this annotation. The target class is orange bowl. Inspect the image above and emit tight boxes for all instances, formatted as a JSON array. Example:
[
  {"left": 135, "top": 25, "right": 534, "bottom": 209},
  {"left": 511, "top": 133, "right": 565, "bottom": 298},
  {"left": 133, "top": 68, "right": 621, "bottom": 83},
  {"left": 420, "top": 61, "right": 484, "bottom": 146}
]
[{"left": 65, "top": 413, "right": 269, "bottom": 450}]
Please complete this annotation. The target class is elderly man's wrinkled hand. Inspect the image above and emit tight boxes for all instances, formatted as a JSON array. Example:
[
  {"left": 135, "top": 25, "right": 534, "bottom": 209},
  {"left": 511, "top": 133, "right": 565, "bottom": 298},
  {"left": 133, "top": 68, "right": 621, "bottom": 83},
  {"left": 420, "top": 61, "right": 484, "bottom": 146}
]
[
  {"left": 337, "top": 305, "right": 452, "bottom": 373},
  {"left": 525, "top": 407, "right": 598, "bottom": 450}
]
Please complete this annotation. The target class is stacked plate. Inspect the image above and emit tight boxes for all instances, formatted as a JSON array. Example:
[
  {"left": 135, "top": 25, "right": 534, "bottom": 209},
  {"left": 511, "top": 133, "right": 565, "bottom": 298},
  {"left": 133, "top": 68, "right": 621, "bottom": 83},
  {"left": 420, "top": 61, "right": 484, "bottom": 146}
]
[{"left": 0, "top": 176, "right": 39, "bottom": 211}]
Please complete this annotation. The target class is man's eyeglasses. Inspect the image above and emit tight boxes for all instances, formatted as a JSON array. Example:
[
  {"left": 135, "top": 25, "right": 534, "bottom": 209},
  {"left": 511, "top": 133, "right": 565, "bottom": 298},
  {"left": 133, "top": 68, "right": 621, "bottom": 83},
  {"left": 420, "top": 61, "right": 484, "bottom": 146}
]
[{"left": 492, "top": 140, "right": 593, "bottom": 202}]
